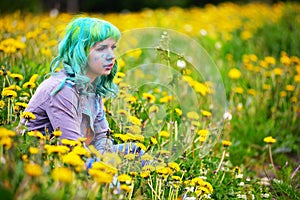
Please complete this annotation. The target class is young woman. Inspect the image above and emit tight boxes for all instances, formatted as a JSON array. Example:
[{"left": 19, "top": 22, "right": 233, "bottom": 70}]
[{"left": 20, "top": 17, "right": 120, "bottom": 153}]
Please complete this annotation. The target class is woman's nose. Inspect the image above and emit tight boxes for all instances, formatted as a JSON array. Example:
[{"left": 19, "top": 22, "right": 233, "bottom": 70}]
[{"left": 107, "top": 50, "right": 115, "bottom": 60}]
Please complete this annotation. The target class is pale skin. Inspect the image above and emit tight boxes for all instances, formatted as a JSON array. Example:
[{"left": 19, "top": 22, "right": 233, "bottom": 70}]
[{"left": 86, "top": 37, "right": 117, "bottom": 82}]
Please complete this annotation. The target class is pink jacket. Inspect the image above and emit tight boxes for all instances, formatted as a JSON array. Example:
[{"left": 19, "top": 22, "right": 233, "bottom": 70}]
[{"left": 21, "top": 71, "right": 110, "bottom": 145}]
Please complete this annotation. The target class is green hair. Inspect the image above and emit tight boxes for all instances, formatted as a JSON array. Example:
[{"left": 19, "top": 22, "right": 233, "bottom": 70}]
[{"left": 50, "top": 17, "right": 121, "bottom": 97}]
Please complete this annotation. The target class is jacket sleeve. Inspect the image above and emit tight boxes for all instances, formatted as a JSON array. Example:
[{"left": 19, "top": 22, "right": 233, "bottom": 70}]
[
  {"left": 93, "top": 96, "right": 110, "bottom": 140},
  {"left": 46, "top": 85, "right": 82, "bottom": 140}
]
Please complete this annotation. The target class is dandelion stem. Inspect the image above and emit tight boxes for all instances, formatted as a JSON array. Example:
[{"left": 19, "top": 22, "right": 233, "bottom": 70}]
[
  {"left": 128, "top": 180, "right": 134, "bottom": 200},
  {"left": 268, "top": 144, "right": 277, "bottom": 177},
  {"left": 7, "top": 98, "right": 10, "bottom": 124},
  {"left": 0, "top": 144, "right": 3, "bottom": 168},
  {"left": 216, "top": 150, "right": 226, "bottom": 173},
  {"left": 147, "top": 179, "right": 161, "bottom": 200},
  {"left": 291, "top": 164, "right": 300, "bottom": 179}
]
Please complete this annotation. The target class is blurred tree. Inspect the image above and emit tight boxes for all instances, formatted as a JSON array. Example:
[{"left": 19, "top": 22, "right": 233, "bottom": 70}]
[{"left": 0, "top": 0, "right": 41, "bottom": 14}]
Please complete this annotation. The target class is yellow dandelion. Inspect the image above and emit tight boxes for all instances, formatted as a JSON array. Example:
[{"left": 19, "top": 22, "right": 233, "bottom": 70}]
[
  {"left": 159, "top": 95, "right": 172, "bottom": 103},
  {"left": 260, "top": 60, "right": 268, "bottom": 68},
  {"left": 29, "top": 147, "right": 39, "bottom": 154},
  {"left": 117, "top": 109, "right": 128, "bottom": 116},
  {"left": 273, "top": 68, "right": 283, "bottom": 76},
  {"left": 285, "top": 85, "right": 295, "bottom": 91},
  {"left": 128, "top": 116, "right": 141, "bottom": 125},
  {"left": 228, "top": 68, "right": 241, "bottom": 79},
  {"left": 0, "top": 127, "right": 16, "bottom": 137},
  {"left": 233, "top": 87, "right": 244, "bottom": 94},
  {"left": 118, "top": 174, "right": 132, "bottom": 184},
  {"left": 25, "top": 163, "right": 42, "bottom": 177},
  {"left": 61, "top": 138, "right": 81, "bottom": 146},
  {"left": 264, "top": 71, "right": 272, "bottom": 77},
  {"left": 187, "top": 111, "right": 199, "bottom": 120},
  {"left": 168, "top": 162, "right": 180, "bottom": 172},
  {"left": 157, "top": 149, "right": 170, "bottom": 155},
  {"left": 150, "top": 136, "right": 158, "bottom": 145},
  {"left": 142, "top": 93, "right": 156, "bottom": 103},
  {"left": 264, "top": 136, "right": 276, "bottom": 144},
  {"left": 62, "top": 152, "right": 85, "bottom": 167},
  {"left": 124, "top": 153, "right": 136, "bottom": 160},
  {"left": 149, "top": 105, "right": 159, "bottom": 113},
  {"left": 197, "top": 129, "right": 209, "bottom": 137},
  {"left": 140, "top": 171, "right": 150, "bottom": 178},
  {"left": 222, "top": 140, "right": 232, "bottom": 147},
  {"left": 23, "top": 81, "right": 36, "bottom": 89},
  {"left": 127, "top": 48, "right": 142, "bottom": 59},
  {"left": 201, "top": 110, "right": 212, "bottom": 117},
  {"left": 51, "top": 167, "right": 74, "bottom": 183},
  {"left": 78, "top": 137, "right": 87, "bottom": 142},
  {"left": 126, "top": 125, "right": 142, "bottom": 135},
  {"left": 198, "top": 187, "right": 210, "bottom": 194},
  {"left": 1, "top": 90, "right": 17, "bottom": 98},
  {"left": 202, "top": 181, "right": 213, "bottom": 193},
  {"left": 247, "top": 89, "right": 256, "bottom": 96},
  {"left": 22, "top": 154, "right": 28, "bottom": 162},
  {"left": 191, "top": 177, "right": 204, "bottom": 186},
  {"left": 280, "top": 55, "right": 291, "bottom": 66},
  {"left": 159, "top": 130, "right": 169, "bottom": 138},
  {"left": 120, "top": 184, "right": 131, "bottom": 193},
  {"left": 262, "top": 84, "right": 271, "bottom": 90},
  {"left": 21, "top": 111, "right": 36, "bottom": 120},
  {"left": 0, "top": 100, "right": 5, "bottom": 109},
  {"left": 45, "top": 145, "right": 70, "bottom": 155},
  {"left": 52, "top": 130, "right": 62, "bottom": 137},
  {"left": 156, "top": 166, "right": 172, "bottom": 175},
  {"left": 175, "top": 108, "right": 182, "bottom": 116},
  {"left": 89, "top": 169, "right": 113, "bottom": 184},
  {"left": 136, "top": 142, "right": 147, "bottom": 151},
  {"left": 0, "top": 137, "right": 12, "bottom": 150},
  {"left": 132, "top": 134, "right": 144, "bottom": 142},
  {"left": 125, "top": 95, "right": 137, "bottom": 104},
  {"left": 142, "top": 165, "right": 155, "bottom": 172},
  {"left": 240, "top": 30, "right": 252, "bottom": 40},
  {"left": 141, "top": 154, "right": 153, "bottom": 161},
  {"left": 27, "top": 131, "right": 44, "bottom": 139},
  {"left": 129, "top": 171, "right": 138, "bottom": 177},
  {"left": 290, "top": 96, "right": 297, "bottom": 103},
  {"left": 264, "top": 56, "right": 276, "bottom": 65},
  {"left": 9, "top": 73, "right": 23, "bottom": 81},
  {"left": 280, "top": 91, "right": 287, "bottom": 97},
  {"left": 21, "top": 92, "right": 30, "bottom": 97},
  {"left": 172, "top": 175, "right": 181, "bottom": 181},
  {"left": 294, "top": 75, "right": 300, "bottom": 82},
  {"left": 199, "top": 136, "right": 207, "bottom": 143},
  {"left": 15, "top": 102, "right": 28, "bottom": 109},
  {"left": 71, "top": 146, "right": 91, "bottom": 157},
  {"left": 116, "top": 71, "right": 126, "bottom": 78},
  {"left": 193, "top": 81, "right": 208, "bottom": 96},
  {"left": 29, "top": 74, "right": 39, "bottom": 83},
  {"left": 92, "top": 161, "right": 118, "bottom": 175}
]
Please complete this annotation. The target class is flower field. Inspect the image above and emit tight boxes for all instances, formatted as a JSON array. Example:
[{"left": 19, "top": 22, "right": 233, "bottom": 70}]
[{"left": 1, "top": 2, "right": 300, "bottom": 199}]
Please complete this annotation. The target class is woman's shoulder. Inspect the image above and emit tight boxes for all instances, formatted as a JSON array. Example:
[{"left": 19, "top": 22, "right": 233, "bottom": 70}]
[{"left": 35, "top": 72, "right": 79, "bottom": 96}]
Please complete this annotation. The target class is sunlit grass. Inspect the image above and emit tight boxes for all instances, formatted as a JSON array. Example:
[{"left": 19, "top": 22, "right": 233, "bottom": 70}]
[{"left": 0, "top": 1, "right": 299, "bottom": 199}]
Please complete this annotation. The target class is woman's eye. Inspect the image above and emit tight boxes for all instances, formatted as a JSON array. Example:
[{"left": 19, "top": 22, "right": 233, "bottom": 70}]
[
  {"left": 96, "top": 47, "right": 105, "bottom": 51},
  {"left": 112, "top": 45, "right": 117, "bottom": 50}
]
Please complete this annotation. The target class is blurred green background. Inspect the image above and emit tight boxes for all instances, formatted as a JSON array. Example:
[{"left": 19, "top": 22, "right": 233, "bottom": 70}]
[{"left": 0, "top": 0, "right": 290, "bottom": 13}]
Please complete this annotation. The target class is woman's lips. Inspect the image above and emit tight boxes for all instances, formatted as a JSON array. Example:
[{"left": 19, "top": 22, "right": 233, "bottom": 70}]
[{"left": 104, "top": 63, "right": 113, "bottom": 69}]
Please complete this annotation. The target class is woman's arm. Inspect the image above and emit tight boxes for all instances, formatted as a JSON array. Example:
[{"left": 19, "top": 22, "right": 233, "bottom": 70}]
[
  {"left": 46, "top": 84, "right": 82, "bottom": 140},
  {"left": 93, "top": 97, "right": 113, "bottom": 153}
]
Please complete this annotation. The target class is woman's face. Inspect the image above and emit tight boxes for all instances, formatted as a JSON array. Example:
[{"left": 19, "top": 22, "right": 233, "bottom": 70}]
[{"left": 86, "top": 37, "right": 116, "bottom": 82}]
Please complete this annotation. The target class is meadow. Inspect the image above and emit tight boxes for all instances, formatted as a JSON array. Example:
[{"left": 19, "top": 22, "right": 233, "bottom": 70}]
[{"left": 0, "top": 2, "right": 300, "bottom": 199}]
